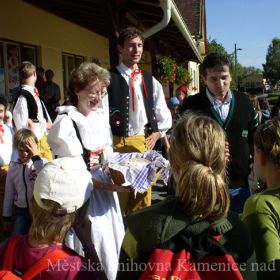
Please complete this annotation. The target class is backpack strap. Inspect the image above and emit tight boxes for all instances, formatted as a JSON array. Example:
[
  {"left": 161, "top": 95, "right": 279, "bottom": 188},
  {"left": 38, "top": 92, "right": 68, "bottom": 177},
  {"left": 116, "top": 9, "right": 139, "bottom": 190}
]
[
  {"left": 3, "top": 235, "right": 23, "bottom": 270},
  {"left": 71, "top": 118, "right": 91, "bottom": 170},
  {"left": 22, "top": 249, "right": 71, "bottom": 280}
]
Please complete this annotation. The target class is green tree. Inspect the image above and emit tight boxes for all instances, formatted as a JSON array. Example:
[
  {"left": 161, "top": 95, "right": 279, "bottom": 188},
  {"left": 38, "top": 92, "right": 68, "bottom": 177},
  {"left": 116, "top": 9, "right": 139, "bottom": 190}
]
[
  {"left": 207, "top": 38, "right": 233, "bottom": 64},
  {"left": 235, "top": 64, "right": 262, "bottom": 90},
  {"left": 263, "top": 37, "right": 280, "bottom": 86}
]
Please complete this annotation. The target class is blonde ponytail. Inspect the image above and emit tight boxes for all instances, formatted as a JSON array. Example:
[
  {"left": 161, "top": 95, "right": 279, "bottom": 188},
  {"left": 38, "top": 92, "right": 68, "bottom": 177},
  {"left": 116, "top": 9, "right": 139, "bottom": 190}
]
[{"left": 169, "top": 112, "right": 230, "bottom": 221}]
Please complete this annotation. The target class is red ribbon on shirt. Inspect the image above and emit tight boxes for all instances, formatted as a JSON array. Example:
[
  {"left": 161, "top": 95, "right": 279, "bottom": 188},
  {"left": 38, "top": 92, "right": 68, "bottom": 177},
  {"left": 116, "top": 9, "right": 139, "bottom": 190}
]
[
  {"left": 0, "top": 124, "right": 4, "bottom": 144},
  {"left": 89, "top": 149, "right": 103, "bottom": 168},
  {"left": 34, "top": 87, "right": 39, "bottom": 97},
  {"left": 131, "top": 69, "right": 148, "bottom": 112}
]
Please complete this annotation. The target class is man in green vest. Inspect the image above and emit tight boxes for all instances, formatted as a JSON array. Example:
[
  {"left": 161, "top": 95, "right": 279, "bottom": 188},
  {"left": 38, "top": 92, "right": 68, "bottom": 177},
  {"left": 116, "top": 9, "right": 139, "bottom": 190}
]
[{"left": 180, "top": 52, "right": 260, "bottom": 213}]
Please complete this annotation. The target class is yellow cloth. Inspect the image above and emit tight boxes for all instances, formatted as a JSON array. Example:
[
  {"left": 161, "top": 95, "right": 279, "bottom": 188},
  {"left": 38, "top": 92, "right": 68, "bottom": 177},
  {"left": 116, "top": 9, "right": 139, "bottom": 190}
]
[
  {"left": 113, "top": 135, "right": 152, "bottom": 214},
  {"left": 38, "top": 133, "right": 53, "bottom": 160}
]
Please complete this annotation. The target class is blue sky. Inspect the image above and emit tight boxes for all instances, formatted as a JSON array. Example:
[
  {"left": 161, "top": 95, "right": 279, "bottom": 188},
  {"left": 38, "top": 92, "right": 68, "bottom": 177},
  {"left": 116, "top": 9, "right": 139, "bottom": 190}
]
[{"left": 206, "top": 0, "right": 280, "bottom": 70}]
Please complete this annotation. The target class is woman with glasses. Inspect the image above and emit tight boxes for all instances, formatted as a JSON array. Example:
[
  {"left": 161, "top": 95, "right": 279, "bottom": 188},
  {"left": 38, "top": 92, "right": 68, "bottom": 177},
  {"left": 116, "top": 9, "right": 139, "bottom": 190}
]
[
  {"left": 243, "top": 117, "right": 280, "bottom": 279},
  {"left": 48, "top": 62, "right": 128, "bottom": 280}
]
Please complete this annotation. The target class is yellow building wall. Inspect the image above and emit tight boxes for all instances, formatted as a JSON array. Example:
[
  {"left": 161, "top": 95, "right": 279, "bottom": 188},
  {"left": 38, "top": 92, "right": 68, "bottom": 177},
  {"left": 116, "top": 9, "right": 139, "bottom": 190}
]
[
  {"left": 1, "top": 0, "right": 109, "bottom": 95},
  {"left": 188, "top": 61, "right": 200, "bottom": 95}
]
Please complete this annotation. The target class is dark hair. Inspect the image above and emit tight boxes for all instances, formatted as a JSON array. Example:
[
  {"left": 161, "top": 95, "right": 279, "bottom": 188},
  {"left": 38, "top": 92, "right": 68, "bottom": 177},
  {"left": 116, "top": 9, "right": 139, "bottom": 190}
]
[
  {"left": 37, "top": 67, "right": 45, "bottom": 73},
  {"left": 45, "top": 69, "right": 54, "bottom": 76},
  {"left": 117, "top": 27, "right": 144, "bottom": 46},
  {"left": 271, "top": 97, "right": 280, "bottom": 118},
  {"left": 201, "top": 53, "right": 232, "bottom": 78},
  {"left": 0, "top": 95, "right": 8, "bottom": 109}
]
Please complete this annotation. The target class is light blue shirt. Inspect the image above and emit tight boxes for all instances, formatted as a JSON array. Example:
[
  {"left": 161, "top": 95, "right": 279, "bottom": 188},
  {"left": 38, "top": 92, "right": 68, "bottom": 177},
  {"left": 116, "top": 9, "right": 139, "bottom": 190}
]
[{"left": 206, "top": 88, "right": 232, "bottom": 122}]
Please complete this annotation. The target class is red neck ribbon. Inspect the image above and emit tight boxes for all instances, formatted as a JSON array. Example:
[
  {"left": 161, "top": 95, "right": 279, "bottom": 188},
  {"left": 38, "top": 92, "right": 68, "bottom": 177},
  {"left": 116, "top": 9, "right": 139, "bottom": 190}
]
[
  {"left": 0, "top": 124, "right": 4, "bottom": 144},
  {"left": 130, "top": 69, "right": 148, "bottom": 112}
]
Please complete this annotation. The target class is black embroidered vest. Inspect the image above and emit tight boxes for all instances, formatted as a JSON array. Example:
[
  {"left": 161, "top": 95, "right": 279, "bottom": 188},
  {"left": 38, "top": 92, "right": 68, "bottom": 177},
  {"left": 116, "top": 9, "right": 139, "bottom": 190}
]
[
  {"left": 107, "top": 68, "right": 158, "bottom": 137},
  {"left": 17, "top": 89, "right": 48, "bottom": 122}
]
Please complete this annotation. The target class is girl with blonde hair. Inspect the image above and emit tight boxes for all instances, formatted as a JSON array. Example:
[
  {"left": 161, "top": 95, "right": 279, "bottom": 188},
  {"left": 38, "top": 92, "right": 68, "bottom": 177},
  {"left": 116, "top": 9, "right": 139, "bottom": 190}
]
[{"left": 118, "top": 111, "right": 254, "bottom": 279}]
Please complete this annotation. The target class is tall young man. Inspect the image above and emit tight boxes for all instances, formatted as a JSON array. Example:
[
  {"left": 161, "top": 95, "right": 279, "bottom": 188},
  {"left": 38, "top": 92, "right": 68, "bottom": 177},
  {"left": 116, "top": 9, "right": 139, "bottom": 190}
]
[{"left": 107, "top": 27, "right": 172, "bottom": 214}]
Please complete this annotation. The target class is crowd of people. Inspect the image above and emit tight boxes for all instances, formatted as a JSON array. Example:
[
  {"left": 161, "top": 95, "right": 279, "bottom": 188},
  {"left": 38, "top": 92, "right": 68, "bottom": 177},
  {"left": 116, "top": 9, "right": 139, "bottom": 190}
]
[{"left": 0, "top": 26, "right": 279, "bottom": 280}]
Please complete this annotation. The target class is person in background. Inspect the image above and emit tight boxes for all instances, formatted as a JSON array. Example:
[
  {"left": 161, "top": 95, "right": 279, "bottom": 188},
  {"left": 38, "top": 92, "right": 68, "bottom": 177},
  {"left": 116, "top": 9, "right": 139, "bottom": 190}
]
[
  {"left": 167, "top": 96, "right": 180, "bottom": 124},
  {"left": 259, "top": 97, "right": 271, "bottom": 123},
  {"left": 243, "top": 117, "right": 280, "bottom": 280},
  {"left": 176, "top": 85, "right": 188, "bottom": 106},
  {"left": 43, "top": 69, "right": 61, "bottom": 121},
  {"left": 12, "top": 61, "right": 52, "bottom": 160},
  {"left": 271, "top": 97, "right": 280, "bottom": 118},
  {"left": 2, "top": 128, "right": 48, "bottom": 236},
  {"left": 0, "top": 95, "right": 16, "bottom": 241},
  {"left": 0, "top": 157, "right": 103, "bottom": 279},
  {"left": 249, "top": 95, "right": 262, "bottom": 123},
  {"left": 35, "top": 67, "right": 46, "bottom": 97},
  {"left": 180, "top": 53, "right": 259, "bottom": 213},
  {"left": 118, "top": 112, "right": 254, "bottom": 279},
  {"left": 0, "top": 95, "right": 16, "bottom": 167},
  {"left": 107, "top": 26, "right": 172, "bottom": 214}
]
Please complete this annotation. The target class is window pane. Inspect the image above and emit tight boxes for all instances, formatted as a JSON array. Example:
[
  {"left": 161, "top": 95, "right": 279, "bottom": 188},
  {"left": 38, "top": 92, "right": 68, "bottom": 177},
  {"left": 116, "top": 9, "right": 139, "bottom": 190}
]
[
  {"left": 21, "top": 45, "right": 36, "bottom": 65},
  {"left": 75, "top": 56, "right": 84, "bottom": 67},
  {"left": 0, "top": 43, "right": 5, "bottom": 96},
  {"left": 67, "top": 55, "right": 75, "bottom": 76},
  {"left": 7, "top": 44, "right": 20, "bottom": 90}
]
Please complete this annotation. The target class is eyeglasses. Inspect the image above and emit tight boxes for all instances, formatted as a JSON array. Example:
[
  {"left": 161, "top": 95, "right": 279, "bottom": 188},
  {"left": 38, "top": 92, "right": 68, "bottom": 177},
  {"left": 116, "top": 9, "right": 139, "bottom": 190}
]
[{"left": 89, "top": 88, "right": 107, "bottom": 97}]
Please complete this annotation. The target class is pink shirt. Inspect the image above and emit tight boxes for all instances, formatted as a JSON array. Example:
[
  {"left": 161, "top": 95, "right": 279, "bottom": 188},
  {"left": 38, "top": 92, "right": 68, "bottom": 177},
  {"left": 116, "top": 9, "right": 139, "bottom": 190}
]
[{"left": 0, "top": 235, "right": 96, "bottom": 279}]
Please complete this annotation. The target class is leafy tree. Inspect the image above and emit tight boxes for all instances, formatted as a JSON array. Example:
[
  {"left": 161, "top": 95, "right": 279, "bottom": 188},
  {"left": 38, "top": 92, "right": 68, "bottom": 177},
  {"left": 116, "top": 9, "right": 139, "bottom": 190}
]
[
  {"left": 207, "top": 38, "right": 233, "bottom": 64},
  {"left": 263, "top": 37, "right": 280, "bottom": 86}
]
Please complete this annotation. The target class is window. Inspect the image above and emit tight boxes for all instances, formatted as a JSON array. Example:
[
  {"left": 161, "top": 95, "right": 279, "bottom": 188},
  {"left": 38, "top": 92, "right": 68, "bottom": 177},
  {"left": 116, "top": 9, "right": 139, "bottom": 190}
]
[
  {"left": 21, "top": 45, "right": 36, "bottom": 65},
  {"left": 0, "top": 40, "right": 37, "bottom": 101},
  {"left": 7, "top": 43, "right": 20, "bottom": 92},
  {"left": 0, "top": 43, "right": 5, "bottom": 96},
  {"left": 62, "top": 53, "right": 84, "bottom": 98}
]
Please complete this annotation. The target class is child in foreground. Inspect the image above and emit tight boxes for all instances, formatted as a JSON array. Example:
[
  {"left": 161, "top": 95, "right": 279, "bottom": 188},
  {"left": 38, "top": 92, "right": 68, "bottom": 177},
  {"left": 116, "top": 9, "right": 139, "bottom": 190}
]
[
  {"left": 0, "top": 157, "right": 105, "bottom": 279},
  {"left": 118, "top": 112, "right": 254, "bottom": 279},
  {"left": 2, "top": 128, "right": 48, "bottom": 236},
  {"left": 243, "top": 117, "right": 280, "bottom": 280}
]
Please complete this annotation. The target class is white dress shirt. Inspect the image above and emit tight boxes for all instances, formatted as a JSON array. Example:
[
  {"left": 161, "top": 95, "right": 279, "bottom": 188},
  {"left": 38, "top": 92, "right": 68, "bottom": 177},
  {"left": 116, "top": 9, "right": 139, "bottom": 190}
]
[
  {"left": 116, "top": 63, "right": 172, "bottom": 137},
  {"left": 206, "top": 88, "right": 232, "bottom": 122}
]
